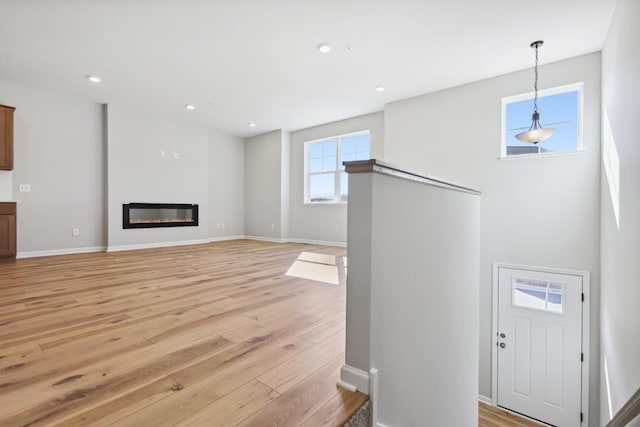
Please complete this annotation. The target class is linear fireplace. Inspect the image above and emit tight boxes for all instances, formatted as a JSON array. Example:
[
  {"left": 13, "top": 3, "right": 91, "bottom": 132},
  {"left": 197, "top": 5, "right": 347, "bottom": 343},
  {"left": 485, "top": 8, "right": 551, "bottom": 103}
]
[{"left": 123, "top": 203, "right": 199, "bottom": 229}]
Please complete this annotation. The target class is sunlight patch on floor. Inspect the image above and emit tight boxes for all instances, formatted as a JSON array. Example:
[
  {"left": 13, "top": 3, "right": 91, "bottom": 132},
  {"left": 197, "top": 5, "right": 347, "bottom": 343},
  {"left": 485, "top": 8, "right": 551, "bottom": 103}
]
[
  {"left": 285, "top": 252, "right": 340, "bottom": 285},
  {"left": 297, "top": 251, "right": 336, "bottom": 265}
]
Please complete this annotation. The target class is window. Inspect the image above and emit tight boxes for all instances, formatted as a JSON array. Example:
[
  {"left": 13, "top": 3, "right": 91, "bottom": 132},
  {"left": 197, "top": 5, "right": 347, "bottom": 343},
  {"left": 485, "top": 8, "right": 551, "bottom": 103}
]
[
  {"left": 304, "top": 131, "right": 370, "bottom": 203},
  {"left": 501, "top": 82, "right": 583, "bottom": 157},
  {"left": 512, "top": 277, "right": 564, "bottom": 314}
]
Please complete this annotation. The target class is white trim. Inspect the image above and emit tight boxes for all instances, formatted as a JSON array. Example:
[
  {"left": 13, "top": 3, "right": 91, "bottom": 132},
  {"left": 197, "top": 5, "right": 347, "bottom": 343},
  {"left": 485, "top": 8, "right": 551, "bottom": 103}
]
[
  {"left": 242, "top": 235, "right": 287, "bottom": 244},
  {"left": 285, "top": 237, "right": 346, "bottom": 248},
  {"left": 208, "top": 235, "right": 245, "bottom": 243},
  {"left": 107, "top": 238, "right": 210, "bottom": 252},
  {"left": 370, "top": 367, "right": 379, "bottom": 426},
  {"left": 491, "top": 262, "right": 590, "bottom": 426},
  {"left": 500, "top": 82, "right": 584, "bottom": 158},
  {"left": 581, "top": 273, "right": 591, "bottom": 427},
  {"left": 336, "top": 380, "right": 357, "bottom": 393},
  {"left": 497, "top": 149, "right": 586, "bottom": 161},
  {"left": 340, "top": 364, "right": 369, "bottom": 394},
  {"left": 14, "top": 236, "right": 345, "bottom": 260},
  {"left": 478, "top": 394, "right": 493, "bottom": 405},
  {"left": 17, "top": 246, "right": 106, "bottom": 259},
  {"left": 491, "top": 262, "right": 499, "bottom": 406}
]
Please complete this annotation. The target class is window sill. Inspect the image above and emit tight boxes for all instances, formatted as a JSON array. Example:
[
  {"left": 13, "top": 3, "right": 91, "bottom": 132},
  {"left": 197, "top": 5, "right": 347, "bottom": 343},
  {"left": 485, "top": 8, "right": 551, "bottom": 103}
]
[{"left": 498, "top": 149, "right": 585, "bottom": 161}]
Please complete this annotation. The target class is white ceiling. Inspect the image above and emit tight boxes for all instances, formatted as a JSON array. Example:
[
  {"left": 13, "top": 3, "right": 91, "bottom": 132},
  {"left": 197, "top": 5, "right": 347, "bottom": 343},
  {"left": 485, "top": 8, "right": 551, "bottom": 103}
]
[{"left": 0, "top": 0, "right": 617, "bottom": 138}]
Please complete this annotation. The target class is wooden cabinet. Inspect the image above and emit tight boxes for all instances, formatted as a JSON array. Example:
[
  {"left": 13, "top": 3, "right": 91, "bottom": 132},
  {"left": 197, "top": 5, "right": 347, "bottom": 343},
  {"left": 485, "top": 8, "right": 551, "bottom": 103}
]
[
  {"left": 0, "top": 105, "right": 15, "bottom": 170},
  {"left": 0, "top": 202, "right": 16, "bottom": 258}
]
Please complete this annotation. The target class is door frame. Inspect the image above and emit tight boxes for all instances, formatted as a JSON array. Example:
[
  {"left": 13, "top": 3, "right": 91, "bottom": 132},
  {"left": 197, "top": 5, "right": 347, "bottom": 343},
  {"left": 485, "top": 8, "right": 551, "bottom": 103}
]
[{"left": 491, "top": 262, "right": 590, "bottom": 426}]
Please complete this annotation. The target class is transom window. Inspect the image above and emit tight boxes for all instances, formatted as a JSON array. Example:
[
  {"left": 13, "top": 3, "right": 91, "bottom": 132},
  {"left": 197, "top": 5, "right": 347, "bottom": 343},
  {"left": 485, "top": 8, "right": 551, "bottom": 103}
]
[
  {"left": 304, "top": 131, "right": 370, "bottom": 203},
  {"left": 501, "top": 82, "right": 583, "bottom": 157}
]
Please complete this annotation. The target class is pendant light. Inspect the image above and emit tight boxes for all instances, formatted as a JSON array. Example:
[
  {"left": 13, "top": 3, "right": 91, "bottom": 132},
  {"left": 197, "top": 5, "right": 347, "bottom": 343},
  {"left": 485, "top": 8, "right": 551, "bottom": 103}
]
[{"left": 515, "top": 40, "right": 556, "bottom": 144}]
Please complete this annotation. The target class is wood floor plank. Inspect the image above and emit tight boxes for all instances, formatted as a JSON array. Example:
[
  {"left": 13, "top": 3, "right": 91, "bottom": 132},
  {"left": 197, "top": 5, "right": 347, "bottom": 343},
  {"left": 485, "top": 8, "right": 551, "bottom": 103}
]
[
  {"left": 258, "top": 329, "right": 345, "bottom": 393},
  {"left": 0, "top": 241, "right": 364, "bottom": 427},
  {"left": 0, "top": 336, "right": 235, "bottom": 424},
  {"left": 172, "top": 380, "right": 280, "bottom": 427},
  {"left": 237, "top": 353, "right": 346, "bottom": 427},
  {"left": 300, "top": 389, "right": 369, "bottom": 427},
  {"left": 478, "top": 402, "right": 544, "bottom": 427},
  {"left": 50, "top": 376, "right": 181, "bottom": 427}
]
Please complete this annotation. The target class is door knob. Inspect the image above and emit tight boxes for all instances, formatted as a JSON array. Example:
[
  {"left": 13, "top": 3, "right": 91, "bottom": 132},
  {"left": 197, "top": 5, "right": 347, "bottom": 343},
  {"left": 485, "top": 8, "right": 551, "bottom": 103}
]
[
  {"left": 499, "top": 333, "right": 506, "bottom": 338},
  {"left": 499, "top": 343, "right": 506, "bottom": 348}
]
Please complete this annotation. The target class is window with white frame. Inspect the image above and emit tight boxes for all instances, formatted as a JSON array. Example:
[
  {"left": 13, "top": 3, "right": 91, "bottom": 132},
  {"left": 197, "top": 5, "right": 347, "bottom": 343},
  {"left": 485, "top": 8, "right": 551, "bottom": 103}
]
[
  {"left": 304, "top": 131, "right": 370, "bottom": 203},
  {"left": 502, "top": 82, "right": 583, "bottom": 157}
]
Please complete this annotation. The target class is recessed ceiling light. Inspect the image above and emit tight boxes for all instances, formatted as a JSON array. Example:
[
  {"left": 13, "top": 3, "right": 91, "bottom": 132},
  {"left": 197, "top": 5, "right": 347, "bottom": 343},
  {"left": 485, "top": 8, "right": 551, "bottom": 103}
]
[
  {"left": 185, "top": 104, "right": 196, "bottom": 111},
  {"left": 375, "top": 86, "right": 385, "bottom": 92},
  {"left": 87, "top": 75, "right": 102, "bottom": 83},
  {"left": 317, "top": 43, "right": 331, "bottom": 53},
  {"left": 248, "top": 122, "right": 256, "bottom": 128}
]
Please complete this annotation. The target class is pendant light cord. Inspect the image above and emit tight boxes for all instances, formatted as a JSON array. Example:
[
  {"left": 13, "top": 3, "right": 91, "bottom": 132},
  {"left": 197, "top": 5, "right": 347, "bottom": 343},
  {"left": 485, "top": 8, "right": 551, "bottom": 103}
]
[{"left": 533, "top": 43, "right": 539, "bottom": 114}]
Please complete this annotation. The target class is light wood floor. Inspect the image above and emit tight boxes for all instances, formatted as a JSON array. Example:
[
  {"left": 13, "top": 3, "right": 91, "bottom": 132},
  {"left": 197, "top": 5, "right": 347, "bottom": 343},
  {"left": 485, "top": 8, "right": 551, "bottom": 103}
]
[
  {"left": 1, "top": 239, "right": 543, "bottom": 427},
  {"left": 479, "top": 402, "right": 545, "bottom": 427},
  {"left": 0, "top": 240, "right": 365, "bottom": 426}
]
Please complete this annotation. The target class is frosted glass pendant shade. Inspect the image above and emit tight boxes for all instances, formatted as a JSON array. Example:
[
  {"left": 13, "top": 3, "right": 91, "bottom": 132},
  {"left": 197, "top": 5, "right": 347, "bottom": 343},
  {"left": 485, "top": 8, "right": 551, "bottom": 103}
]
[
  {"left": 515, "top": 111, "right": 556, "bottom": 144},
  {"left": 515, "top": 128, "right": 556, "bottom": 144}
]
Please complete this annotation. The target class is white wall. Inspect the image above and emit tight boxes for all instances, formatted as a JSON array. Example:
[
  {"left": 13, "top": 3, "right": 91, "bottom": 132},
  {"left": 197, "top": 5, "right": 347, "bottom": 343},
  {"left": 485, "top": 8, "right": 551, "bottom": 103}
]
[
  {"left": 384, "top": 53, "right": 602, "bottom": 423},
  {"left": 344, "top": 162, "right": 480, "bottom": 426},
  {"left": 288, "top": 112, "right": 384, "bottom": 245},
  {"left": 600, "top": 0, "right": 640, "bottom": 424},
  {"left": 244, "top": 130, "right": 286, "bottom": 239},
  {"left": 0, "top": 80, "right": 105, "bottom": 255},
  {"left": 0, "top": 170, "right": 11, "bottom": 200},
  {"left": 208, "top": 129, "right": 244, "bottom": 238},
  {"left": 280, "top": 131, "right": 290, "bottom": 239},
  {"left": 106, "top": 104, "right": 209, "bottom": 249}
]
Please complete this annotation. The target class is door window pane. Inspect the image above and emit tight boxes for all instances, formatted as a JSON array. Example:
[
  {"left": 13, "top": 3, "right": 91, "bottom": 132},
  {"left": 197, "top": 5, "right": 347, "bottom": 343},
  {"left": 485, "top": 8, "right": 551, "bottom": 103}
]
[{"left": 512, "top": 277, "right": 564, "bottom": 313}]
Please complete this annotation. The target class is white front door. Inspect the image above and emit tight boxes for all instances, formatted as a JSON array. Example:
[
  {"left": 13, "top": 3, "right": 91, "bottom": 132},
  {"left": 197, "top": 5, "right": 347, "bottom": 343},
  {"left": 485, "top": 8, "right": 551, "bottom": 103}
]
[{"left": 497, "top": 267, "right": 583, "bottom": 426}]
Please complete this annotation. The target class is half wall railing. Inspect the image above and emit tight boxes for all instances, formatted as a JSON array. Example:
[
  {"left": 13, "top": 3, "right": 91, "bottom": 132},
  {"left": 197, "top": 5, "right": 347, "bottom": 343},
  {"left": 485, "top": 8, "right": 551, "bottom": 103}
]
[{"left": 607, "top": 387, "right": 640, "bottom": 427}]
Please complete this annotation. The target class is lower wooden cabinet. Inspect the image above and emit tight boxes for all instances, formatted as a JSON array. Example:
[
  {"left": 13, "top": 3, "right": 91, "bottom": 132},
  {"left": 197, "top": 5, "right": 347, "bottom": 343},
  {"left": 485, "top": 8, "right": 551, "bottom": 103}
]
[{"left": 0, "top": 202, "right": 16, "bottom": 258}]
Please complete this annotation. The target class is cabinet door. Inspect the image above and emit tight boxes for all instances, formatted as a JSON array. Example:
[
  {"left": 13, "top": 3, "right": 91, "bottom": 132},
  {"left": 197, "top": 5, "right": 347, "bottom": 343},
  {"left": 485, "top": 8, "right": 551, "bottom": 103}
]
[
  {"left": 0, "top": 105, "right": 15, "bottom": 170},
  {"left": 0, "top": 213, "right": 16, "bottom": 257}
]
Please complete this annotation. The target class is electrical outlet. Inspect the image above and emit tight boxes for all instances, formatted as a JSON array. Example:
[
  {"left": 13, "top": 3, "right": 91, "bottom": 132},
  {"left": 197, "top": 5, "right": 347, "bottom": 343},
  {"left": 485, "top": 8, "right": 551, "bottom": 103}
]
[
  {"left": 19, "top": 184, "right": 31, "bottom": 192},
  {"left": 72, "top": 228, "right": 80, "bottom": 237},
  {"left": 216, "top": 223, "right": 225, "bottom": 229},
  {"left": 270, "top": 223, "right": 275, "bottom": 230}
]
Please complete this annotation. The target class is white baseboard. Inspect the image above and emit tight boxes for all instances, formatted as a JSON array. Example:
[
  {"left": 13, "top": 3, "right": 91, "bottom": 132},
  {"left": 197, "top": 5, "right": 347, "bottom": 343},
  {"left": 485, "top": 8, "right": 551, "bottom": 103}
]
[
  {"left": 107, "top": 238, "right": 210, "bottom": 252},
  {"left": 478, "top": 394, "right": 493, "bottom": 405},
  {"left": 340, "top": 364, "right": 369, "bottom": 394},
  {"left": 286, "top": 237, "right": 346, "bottom": 247},
  {"left": 244, "top": 235, "right": 346, "bottom": 247},
  {"left": 208, "top": 235, "right": 245, "bottom": 243},
  {"left": 17, "top": 246, "right": 106, "bottom": 259},
  {"left": 243, "top": 235, "right": 287, "bottom": 243},
  {"left": 15, "top": 235, "right": 344, "bottom": 259}
]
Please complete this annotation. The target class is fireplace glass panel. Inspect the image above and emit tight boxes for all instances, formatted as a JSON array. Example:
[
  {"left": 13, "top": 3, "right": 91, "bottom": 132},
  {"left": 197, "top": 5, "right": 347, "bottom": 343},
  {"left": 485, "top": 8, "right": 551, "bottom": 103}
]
[{"left": 123, "top": 203, "right": 198, "bottom": 229}]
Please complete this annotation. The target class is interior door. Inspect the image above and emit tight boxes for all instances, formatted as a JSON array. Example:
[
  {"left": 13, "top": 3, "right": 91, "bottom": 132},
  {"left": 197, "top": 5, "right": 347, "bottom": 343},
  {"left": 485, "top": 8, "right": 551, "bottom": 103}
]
[{"left": 497, "top": 267, "right": 583, "bottom": 426}]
